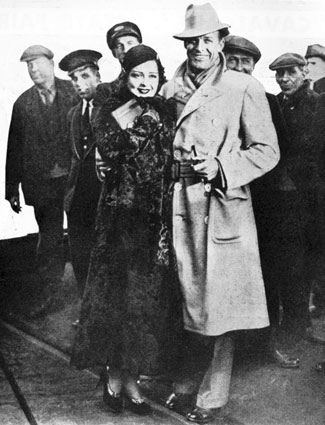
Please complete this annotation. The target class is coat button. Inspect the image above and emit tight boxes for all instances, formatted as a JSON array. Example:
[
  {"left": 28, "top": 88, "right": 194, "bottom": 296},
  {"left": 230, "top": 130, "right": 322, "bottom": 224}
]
[
  {"left": 174, "top": 182, "right": 182, "bottom": 191},
  {"left": 204, "top": 216, "right": 209, "bottom": 225},
  {"left": 204, "top": 183, "right": 212, "bottom": 192}
]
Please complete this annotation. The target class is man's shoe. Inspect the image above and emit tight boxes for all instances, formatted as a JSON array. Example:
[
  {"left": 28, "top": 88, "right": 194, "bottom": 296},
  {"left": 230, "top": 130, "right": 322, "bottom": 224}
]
[
  {"left": 186, "top": 406, "right": 217, "bottom": 424},
  {"left": 315, "top": 360, "right": 325, "bottom": 372},
  {"left": 270, "top": 350, "right": 300, "bottom": 369}
]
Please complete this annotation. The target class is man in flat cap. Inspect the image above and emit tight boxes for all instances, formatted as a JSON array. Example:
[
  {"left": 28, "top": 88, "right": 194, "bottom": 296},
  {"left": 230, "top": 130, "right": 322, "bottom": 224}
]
[
  {"left": 305, "top": 44, "right": 325, "bottom": 94},
  {"left": 224, "top": 35, "right": 300, "bottom": 369},
  {"left": 162, "top": 3, "right": 279, "bottom": 423},
  {"left": 5, "top": 45, "right": 78, "bottom": 318},
  {"left": 59, "top": 50, "right": 102, "bottom": 320},
  {"left": 269, "top": 53, "right": 322, "bottom": 344}
]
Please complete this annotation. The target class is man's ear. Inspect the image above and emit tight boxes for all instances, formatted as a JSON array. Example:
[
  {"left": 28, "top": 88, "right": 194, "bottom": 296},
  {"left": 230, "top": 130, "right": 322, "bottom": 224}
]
[{"left": 219, "top": 37, "right": 226, "bottom": 50}]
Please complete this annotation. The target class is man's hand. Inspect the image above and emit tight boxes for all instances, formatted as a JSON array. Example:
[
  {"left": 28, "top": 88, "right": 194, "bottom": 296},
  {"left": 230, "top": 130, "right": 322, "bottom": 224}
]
[
  {"left": 193, "top": 156, "right": 219, "bottom": 181},
  {"left": 9, "top": 195, "right": 21, "bottom": 213}
]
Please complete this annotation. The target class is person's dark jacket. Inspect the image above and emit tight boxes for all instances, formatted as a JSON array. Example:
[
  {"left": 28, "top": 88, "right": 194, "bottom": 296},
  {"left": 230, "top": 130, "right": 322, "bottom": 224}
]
[
  {"left": 64, "top": 101, "right": 101, "bottom": 213},
  {"left": 277, "top": 81, "right": 320, "bottom": 192},
  {"left": 314, "top": 76, "right": 325, "bottom": 94},
  {"left": 251, "top": 92, "right": 291, "bottom": 193},
  {"left": 5, "top": 77, "right": 78, "bottom": 206}
]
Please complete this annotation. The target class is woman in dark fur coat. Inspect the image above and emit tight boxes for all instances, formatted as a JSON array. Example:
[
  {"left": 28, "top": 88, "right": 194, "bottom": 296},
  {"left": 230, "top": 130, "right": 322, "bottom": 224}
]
[{"left": 70, "top": 45, "right": 182, "bottom": 415}]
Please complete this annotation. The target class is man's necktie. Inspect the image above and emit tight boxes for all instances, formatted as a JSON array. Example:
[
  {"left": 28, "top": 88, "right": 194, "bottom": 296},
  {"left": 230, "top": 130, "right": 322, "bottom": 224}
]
[
  {"left": 41, "top": 88, "right": 54, "bottom": 105},
  {"left": 81, "top": 101, "right": 92, "bottom": 155}
]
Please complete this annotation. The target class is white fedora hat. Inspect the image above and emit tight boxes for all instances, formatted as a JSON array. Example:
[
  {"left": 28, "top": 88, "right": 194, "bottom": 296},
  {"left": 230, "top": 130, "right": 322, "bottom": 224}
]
[{"left": 173, "top": 3, "right": 230, "bottom": 40}]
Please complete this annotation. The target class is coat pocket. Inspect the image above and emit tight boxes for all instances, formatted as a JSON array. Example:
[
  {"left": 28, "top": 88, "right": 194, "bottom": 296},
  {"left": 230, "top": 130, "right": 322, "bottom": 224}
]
[{"left": 211, "top": 186, "right": 249, "bottom": 244}]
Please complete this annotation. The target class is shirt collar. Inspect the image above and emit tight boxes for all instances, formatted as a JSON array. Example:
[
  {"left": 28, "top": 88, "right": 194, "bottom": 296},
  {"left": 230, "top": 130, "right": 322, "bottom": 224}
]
[{"left": 82, "top": 98, "right": 93, "bottom": 115}]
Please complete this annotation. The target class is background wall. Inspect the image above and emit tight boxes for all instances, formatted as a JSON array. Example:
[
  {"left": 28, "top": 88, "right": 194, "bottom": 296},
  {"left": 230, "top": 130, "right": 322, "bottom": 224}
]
[{"left": 1, "top": 0, "right": 324, "bottom": 238}]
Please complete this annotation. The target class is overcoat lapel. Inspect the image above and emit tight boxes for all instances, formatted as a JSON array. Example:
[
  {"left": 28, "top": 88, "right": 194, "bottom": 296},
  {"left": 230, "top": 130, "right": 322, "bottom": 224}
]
[{"left": 176, "top": 84, "right": 224, "bottom": 127}]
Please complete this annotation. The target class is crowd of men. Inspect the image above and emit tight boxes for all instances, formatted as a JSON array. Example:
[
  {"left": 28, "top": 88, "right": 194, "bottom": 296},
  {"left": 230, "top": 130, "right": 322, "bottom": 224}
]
[{"left": 4, "top": 2, "right": 325, "bottom": 422}]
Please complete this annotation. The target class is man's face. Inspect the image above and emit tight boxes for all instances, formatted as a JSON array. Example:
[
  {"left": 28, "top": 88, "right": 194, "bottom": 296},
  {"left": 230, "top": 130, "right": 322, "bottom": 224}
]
[
  {"left": 127, "top": 60, "right": 159, "bottom": 97},
  {"left": 225, "top": 51, "right": 255, "bottom": 75},
  {"left": 307, "top": 56, "right": 325, "bottom": 82},
  {"left": 185, "top": 31, "right": 224, "bottom": 73},
  {"left": 26, "top": 56, "right": 54, "bottom": 86},
  {"left": 275, "top": 66, "right": 306, "bottom": 97},
  {"left": 112, "top": 35, "right": 140, "bottom": 64},
  {"left": 70, "top": 66, "right": 100, "bottom": 100}
]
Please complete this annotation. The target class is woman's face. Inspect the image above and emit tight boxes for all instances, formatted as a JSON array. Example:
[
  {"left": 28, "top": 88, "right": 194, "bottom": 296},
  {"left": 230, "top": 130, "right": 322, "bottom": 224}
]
[{"left": 127, "top": 60, "right": 159, "bottom": 97}]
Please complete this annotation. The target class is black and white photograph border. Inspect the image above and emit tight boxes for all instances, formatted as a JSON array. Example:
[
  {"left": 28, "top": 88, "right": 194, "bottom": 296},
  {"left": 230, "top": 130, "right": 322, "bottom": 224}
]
[{"left": 0, "top": 1, "right": 325, "bottom": 425}]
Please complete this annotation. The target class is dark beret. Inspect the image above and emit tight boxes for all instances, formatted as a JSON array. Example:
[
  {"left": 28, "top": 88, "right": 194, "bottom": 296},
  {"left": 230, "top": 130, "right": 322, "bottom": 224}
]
[
  {"left": 106, "top": 21, "right": 142, "bottom": 50},
  {"left": 20, "top": 45, "right": 54, "bottom": 62},
  {"left": 305, "top": 44, "right": 325, "bottom": 60},
  {"left": 269, "top": 53, "right": 306, "bottom": 70},
  {"left": 122, "top": 44, "right": 158, "bottom": 74},
  {"left": 59, "top": 50, "right": 102, "bottom": 75},
  {"left": 224, "top": 35, "right": 261, "bottom": 63}
]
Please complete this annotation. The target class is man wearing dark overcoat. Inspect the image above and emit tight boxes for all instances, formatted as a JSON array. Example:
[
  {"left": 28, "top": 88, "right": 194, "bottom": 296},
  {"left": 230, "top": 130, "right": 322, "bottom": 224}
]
[
  {"left": 269, "top": 52, "right": 322, "bottom": 342},
  {"left": 59, "top": 50, "right": 102, "bottom": 306},
  {"left": 223, "top": 35, "right": 300, "bottom": 369},
  {"left": 5, "top": 45, "right": 78, "bottom": 317},
  {"left": 161, "top": 3, "right": 279, "bottom": 423}
]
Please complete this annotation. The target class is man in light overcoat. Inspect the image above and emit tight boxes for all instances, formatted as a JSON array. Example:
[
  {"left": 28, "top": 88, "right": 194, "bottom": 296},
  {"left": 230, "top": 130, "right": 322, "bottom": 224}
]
[{"left": 161, "top": 3, "right": 279, "bottom": 423}]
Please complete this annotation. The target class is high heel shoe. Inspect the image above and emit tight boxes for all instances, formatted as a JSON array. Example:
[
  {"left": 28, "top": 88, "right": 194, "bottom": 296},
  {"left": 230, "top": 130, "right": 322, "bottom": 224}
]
[
  {"left": 123, "top": 394, "right": 152, "bottom": 415},
  {"left": 97, "top": 367, "right": 123, "bottom": 413}
]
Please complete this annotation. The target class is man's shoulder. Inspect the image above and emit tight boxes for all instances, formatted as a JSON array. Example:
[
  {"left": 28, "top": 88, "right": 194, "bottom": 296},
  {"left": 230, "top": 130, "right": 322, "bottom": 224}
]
[
  {"left": 55, "top": 77, "right": 76, "bottom": 95},
  {"left": 222, "top": 69, "right": 264, "bottom": 94},
  {"left": 314, "top": 76, "right": 325, "bottom": 94},
  {"left": 15, "top": 85, "right": 36, "bottom": 104},
  {"left": 55, "top": 77, "right": 73, "bottom": 88},
  {"left": 303, "top": 86, "right": 319, "bottom": 106}
]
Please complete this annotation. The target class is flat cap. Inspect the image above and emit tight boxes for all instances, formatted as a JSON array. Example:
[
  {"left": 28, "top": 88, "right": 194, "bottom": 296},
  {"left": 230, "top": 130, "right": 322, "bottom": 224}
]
[
  {"left": 305, "top": 44, "right": 325, "bottom": 60},
  {"left": 224, "top": 35, "right": 261, "bottom": 63},
  {"left": 59, "top": 49, "right": 102, "bottom": 75},
  {"left": 106, "top": 21, "right": 142, "bottom": 50},
  {"left": 20, "top": 45, "right": 54, "bottom": 62},
  {"left": 269, "top": 53, "right": 306, "bottom": 70}
]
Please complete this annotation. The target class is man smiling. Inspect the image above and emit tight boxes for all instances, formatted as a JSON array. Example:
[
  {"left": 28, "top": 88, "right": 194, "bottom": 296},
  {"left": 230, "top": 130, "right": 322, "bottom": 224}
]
[{"left": 162, "top": 3, "right": 279, "bottom": 423}]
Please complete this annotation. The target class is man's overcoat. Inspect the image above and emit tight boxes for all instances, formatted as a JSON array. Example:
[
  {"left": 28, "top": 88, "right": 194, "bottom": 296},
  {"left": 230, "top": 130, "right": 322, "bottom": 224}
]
[{"left": 162, "top": 58, "right": 279, "bottom": 336}]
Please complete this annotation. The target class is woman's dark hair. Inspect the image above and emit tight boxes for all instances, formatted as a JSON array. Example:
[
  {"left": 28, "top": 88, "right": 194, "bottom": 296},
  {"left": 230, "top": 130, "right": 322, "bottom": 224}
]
[{"left": 120, "top": 44, "right": 167, "bottom": 94}]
